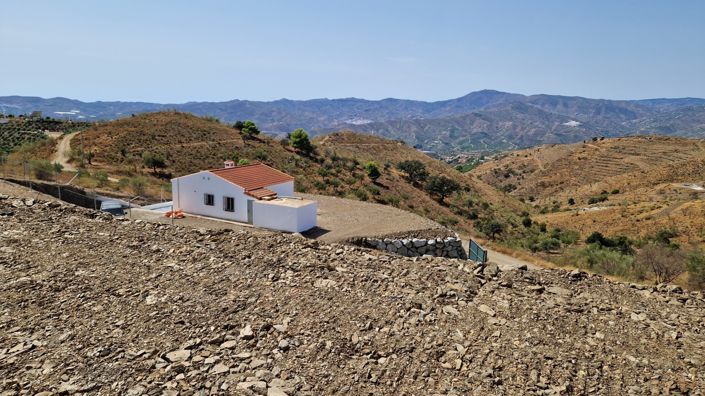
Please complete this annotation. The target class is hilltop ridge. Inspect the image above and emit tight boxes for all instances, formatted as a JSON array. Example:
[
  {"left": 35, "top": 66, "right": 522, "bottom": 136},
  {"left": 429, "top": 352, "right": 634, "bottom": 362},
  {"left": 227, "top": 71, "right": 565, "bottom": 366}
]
[{"left": 4, "top": 90, "right": 705, "bottom": 152}]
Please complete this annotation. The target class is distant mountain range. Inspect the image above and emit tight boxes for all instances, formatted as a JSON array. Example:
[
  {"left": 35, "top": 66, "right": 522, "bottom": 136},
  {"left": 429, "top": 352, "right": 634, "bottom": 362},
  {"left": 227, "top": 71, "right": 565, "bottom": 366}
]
[{"left": 2, "top": 90, "right": 705, "bottom": 153}]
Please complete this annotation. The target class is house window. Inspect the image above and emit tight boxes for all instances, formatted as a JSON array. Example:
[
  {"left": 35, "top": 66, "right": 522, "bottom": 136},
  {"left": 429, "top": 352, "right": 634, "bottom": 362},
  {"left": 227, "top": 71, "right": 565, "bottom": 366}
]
[
  {"left": 223, "top": 196, "right": 235, "bottom": 212},
  {"left": 204, "top": 193, "right": 215, "bottom": 206}
]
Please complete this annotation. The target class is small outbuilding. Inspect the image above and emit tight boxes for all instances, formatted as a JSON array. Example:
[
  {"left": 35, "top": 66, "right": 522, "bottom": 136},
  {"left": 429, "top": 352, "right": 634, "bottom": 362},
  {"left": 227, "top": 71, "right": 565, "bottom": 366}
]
[{"left": 171, "top": 161, "right": 317, "bottom": 233}]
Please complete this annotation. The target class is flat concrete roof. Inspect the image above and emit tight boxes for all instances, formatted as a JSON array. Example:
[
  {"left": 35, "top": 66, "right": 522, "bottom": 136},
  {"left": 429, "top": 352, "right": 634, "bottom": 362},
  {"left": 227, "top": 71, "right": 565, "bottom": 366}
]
[{"left": 255, "top": 197, "right": 316, "bottom": 208}]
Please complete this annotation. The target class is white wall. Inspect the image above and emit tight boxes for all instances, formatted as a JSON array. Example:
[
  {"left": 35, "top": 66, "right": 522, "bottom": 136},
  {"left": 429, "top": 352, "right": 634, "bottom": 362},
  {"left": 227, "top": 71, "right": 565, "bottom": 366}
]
[
  {"left": 253, "top": 200, "right": 317, "bottom": 233},
  {"left": 267, "top": 181, "right": 294, "bottom": 197},
  {"left": 296, "top": 202, "right": 318, "bottom": 232},
  {"left": 172, "top": 171, "right": 251, "bottom": 223}
]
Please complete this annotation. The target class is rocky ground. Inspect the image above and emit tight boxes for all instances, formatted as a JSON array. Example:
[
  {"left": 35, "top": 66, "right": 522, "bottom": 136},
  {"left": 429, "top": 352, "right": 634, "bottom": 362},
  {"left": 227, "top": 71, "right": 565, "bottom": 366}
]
[{"left": 1, "top": 195, "right": 705, "bottom": 395}]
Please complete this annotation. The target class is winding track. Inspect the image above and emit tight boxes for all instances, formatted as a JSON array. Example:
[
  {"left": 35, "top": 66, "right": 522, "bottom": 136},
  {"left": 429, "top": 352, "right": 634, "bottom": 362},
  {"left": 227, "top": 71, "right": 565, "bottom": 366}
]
[{"left": 50, "top": 131, "right": 79, "bottom": 172}]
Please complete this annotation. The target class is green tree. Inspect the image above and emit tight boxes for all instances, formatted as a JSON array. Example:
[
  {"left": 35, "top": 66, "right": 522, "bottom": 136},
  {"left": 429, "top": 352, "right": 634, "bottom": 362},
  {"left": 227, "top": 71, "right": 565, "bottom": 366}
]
[
  {"left": 365, "top": 162, "right": 381, "bottom": 182},
  {"left": 425, "top": 175, "right": 460, "bottom": 203},
  {"left": 233, "top": 120, "right": 245, "bottom": 130},
  {"left": 290, "top": 128, "right": 314, "bottom": 154},
  {"left": 396, "top": 160, "right": 429, "bottom": 184},
  {"left": 483, "top": 220, "right": 505, "bottom": 240},
  {"left": 124, "top": 154, "right": 140, "bottom": 173},
  {"left": 239, "top": 120, "right": 260, "bottom": 138},
  {"left": 142, "top": 151, "right": 166, "bottom": 173}
]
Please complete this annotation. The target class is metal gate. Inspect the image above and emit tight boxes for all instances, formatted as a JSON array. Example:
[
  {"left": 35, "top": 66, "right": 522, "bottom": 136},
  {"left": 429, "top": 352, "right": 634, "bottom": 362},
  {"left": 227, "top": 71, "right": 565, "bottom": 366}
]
[{"left": 468, "top": 239, "right": 488, "bottom": 264}]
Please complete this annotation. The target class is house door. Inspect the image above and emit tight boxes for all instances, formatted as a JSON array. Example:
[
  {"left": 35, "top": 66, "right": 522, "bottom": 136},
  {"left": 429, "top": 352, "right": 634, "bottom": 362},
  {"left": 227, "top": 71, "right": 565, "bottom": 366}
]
[{"left": 247, "top": 200, "right": 254, "bottom": 224}]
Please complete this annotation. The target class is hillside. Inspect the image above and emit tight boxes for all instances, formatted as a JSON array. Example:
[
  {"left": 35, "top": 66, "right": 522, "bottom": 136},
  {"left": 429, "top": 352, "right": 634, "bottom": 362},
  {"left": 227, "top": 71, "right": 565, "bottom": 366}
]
[
  {"left": 0, "top": 116, "right": 90, "bottom": 153},
  {"left": 4, "top": 91, "right": 705, "bottom": 152},
  {"left": 2, "top": 195, "right": 705, "bottom": 394},
  {"left": 472, "top": 136, "right": 705, "bottom": 244},
  {"left": 71, "top": 112, "right": 527, "bottom": 237}
]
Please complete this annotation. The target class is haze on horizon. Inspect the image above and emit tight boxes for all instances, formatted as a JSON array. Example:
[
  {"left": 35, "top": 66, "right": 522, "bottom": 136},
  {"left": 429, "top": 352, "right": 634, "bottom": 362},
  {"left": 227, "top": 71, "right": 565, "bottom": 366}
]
[{"left": 2, "top": 0, "right": 704, "bottom": 103}]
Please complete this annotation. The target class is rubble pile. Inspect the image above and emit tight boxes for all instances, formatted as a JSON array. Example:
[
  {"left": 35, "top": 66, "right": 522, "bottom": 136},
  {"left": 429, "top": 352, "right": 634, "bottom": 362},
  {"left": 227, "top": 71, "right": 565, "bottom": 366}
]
[{"left": 1, "top": 196, "right": 705, "bottom": 395}]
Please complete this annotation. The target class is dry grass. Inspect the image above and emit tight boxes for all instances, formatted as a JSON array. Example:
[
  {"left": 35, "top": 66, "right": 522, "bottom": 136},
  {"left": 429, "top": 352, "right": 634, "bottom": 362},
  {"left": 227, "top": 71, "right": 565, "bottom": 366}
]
[
  {"left": 474, "top": 136, "right": 705, "bottom": 205},
  {"left": 473, "top": 135, "right": 705, "bottom": 247}
]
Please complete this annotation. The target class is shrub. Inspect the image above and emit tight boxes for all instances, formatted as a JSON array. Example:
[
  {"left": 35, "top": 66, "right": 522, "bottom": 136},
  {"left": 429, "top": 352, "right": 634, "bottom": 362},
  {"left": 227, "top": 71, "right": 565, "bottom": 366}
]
[
  {"left": 522, "top": 216, "right": 533, "bottom": 228},
  {"left": 686, "top": 251, "right": 705, "bottom": 290},
  {"left": 588, "top": 195, "right": 608, "bottom": 205},
  {"left": 364, "top": 162, "right": 381, "bottom": 182},
  {"left": 611, "top": 189, "right": 620, "bottom": 194},
  {"left": 537, "top": 237, "right": 561, "bottom": 252},
  {"left": 254, "top": 148, "right": 269, "bottom": 161},
  {"left": 648, "top": 229, "right": 679, "bottom": 248},
  {"left": 94, "top": 171, "right": 109, "bottom": 187},
  {"left": 237, "top": 159, "right": 250, "bottom": 166},
  {"left": 130, "top": 177, "right": 147, "bottom": 196},
  {"left": 354, "top": 189, "right": 368, "bottom": 201},
  {"left": 573, "top": 245, "right": 639, "bottom": 279},
  {"left": 387, "top": 195, "right": 401, "bottom": 207},
  {"left": 558, "top": 229, "right": 580, "bottom": 245},
  {"left": 438, "top": 216, "right": 459, "bottom": 227},
  {"left": 568, "top": 197, "right": 576, "bottom": 206},
  {"left": 635, "top": 242, "right": 686, "bottom": 284},
  {"left": 31, "top": 160, "right": 54, "bottom": 181},
  {"left": 366, "top": 185, "right": 381, "bottom": 195},
  {"left": 586, "top": 232, "right": 634, "bottom": 255},
  {"left": 396, "top": 160, "right": 428, "bottom": 184}
]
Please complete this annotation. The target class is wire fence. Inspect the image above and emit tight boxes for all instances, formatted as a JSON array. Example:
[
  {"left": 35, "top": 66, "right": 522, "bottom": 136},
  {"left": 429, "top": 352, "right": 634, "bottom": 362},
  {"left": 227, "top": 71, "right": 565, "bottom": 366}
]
[{"left": 0, "top": 158, "right": 104, "bottom": 209}]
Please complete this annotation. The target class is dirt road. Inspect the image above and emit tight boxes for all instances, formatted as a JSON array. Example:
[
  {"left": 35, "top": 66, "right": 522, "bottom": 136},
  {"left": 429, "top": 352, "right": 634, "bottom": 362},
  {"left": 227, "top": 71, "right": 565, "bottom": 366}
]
[
  {"left": 51, "top": 131, "right": 78, "bottom": 172},
  {"left": 461, "top": 239, "right": 539, "bottom": 270}
]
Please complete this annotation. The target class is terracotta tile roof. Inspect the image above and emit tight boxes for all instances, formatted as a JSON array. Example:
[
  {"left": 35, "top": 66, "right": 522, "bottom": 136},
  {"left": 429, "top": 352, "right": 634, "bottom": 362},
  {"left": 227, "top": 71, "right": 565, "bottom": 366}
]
[
  {"left": 246, "top": 188, "right": 277, "bottom": 199},
  {"left": 209, "top": 163, "right": 294, "bottom": 192}
]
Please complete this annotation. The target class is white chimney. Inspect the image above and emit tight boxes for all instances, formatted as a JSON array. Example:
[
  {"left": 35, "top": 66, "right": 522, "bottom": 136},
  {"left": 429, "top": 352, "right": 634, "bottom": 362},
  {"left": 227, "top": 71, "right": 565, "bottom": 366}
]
[{"left": 224, "top": 160, "right": 235, "bottom": 169}]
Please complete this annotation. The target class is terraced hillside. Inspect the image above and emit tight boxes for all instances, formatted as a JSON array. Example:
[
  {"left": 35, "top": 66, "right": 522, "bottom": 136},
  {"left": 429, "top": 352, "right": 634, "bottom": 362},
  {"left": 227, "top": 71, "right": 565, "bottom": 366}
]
[
  {"left": 473, "top": 136, "right": 705, "bottom": 204},
  {"left": 473, "top": 136, "right": 705, "bottom": 244}
]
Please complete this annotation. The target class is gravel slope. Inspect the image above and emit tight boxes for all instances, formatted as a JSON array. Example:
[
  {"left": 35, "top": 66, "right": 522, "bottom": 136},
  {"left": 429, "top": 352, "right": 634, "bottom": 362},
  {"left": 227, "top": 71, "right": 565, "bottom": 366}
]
[{"left": 1, "top": 196, "right": 705, "bottom": 395}]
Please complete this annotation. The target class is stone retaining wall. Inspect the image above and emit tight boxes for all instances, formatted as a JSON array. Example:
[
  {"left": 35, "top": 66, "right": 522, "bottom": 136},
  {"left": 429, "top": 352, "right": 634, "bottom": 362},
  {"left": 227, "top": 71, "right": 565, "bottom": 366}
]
[{"left": 360, "top": 236, "right": 468, "bottom": 259}]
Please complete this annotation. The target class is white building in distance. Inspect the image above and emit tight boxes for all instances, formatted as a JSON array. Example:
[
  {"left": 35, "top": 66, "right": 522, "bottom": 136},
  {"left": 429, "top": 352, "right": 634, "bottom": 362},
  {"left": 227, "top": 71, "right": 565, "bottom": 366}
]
[{"left": 171, "top": 161, "right": 317, "bottom": 233}]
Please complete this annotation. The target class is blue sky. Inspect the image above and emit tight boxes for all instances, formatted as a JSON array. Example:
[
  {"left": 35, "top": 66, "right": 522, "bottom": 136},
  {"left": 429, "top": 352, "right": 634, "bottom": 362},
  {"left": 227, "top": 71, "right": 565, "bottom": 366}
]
[{"left": 1, "top": 0, "right": 704, "bottom": 102}]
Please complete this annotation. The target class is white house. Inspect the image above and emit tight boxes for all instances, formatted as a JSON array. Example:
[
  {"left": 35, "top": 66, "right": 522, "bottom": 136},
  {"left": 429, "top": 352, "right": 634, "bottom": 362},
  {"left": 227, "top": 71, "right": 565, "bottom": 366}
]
[{"left": 171, "top": 161, "right": 317, "bottom": 233}]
